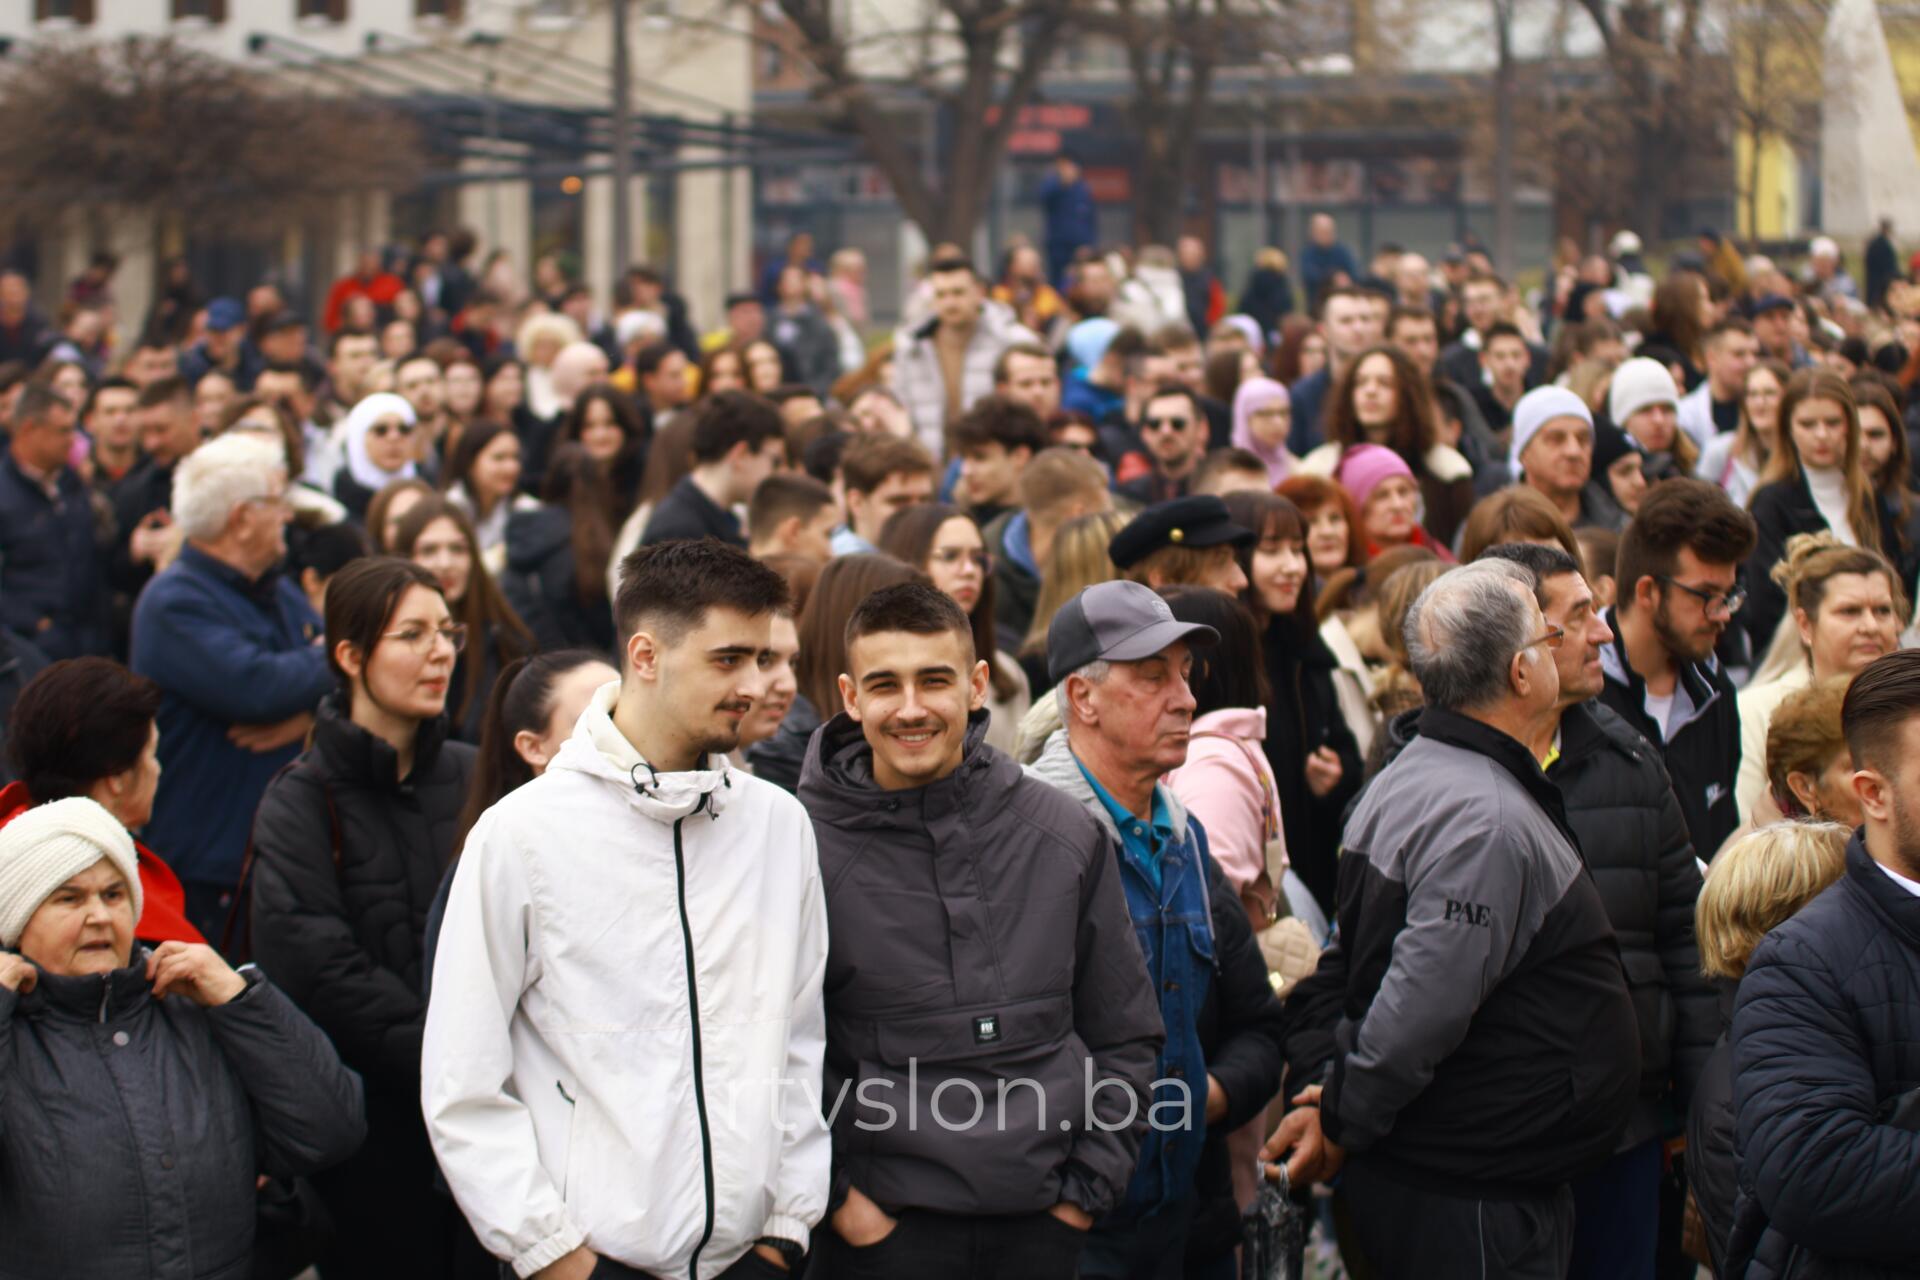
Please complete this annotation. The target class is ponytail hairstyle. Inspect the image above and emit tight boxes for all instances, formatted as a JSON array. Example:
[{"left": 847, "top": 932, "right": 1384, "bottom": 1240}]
[{"left": 454, "top": 649, "right": 612, "bottom": 853}]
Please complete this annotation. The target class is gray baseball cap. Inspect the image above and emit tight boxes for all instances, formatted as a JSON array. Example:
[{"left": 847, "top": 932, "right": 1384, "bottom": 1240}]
[{"left": 1047, "top": 580, "right": 1219, "bottom": 684}]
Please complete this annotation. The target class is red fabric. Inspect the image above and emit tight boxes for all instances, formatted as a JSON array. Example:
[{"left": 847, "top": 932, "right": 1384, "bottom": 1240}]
[
  {"left": 1114, "top": 450, "right": 1155, "bottom": 485},
  {"left": 1206, "top": 278, "right": 1227, "bottom": 330},
  {"left": 322, "top": 272, "right": 406, "bottom": 333},
  {"left": 1364, "top": 524, "right": 1457, "bottom": 565},
  {"left": 0, "top": 782, "right": 206, "bottom": 946}
]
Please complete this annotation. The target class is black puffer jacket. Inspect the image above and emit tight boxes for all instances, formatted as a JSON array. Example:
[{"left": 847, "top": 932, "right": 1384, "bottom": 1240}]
[
  {"left": 1260, "top": 618, "right": 1363, "bottom": 917},
  {"left": 1726, "top": 833, "right": 1920, "bottom": 1279},
  {"left": 1687, "top": 985, "right": 1740, "bottom": 1278},
  {"left": 1, "top": 957, "right": 365, "bottom": 1280},
  {"left": 500, "top": 506, "right": 615, "bottom": 655},
  {"left": 1293, "top": 702, "right": 1714, "bottom": 1147}
]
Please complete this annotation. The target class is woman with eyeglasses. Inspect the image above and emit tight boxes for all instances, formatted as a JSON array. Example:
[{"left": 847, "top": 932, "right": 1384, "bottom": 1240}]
[
  {"left": 1696, "top": 359, "right": 1786, "bottom": 507},
  {"left": 334, "top": 392, "right": 421, "bottom": 524},
  {"left": 392, "top": 496, "right": 538, "bottom": 745},
  {"left": 878, "top": 503, "right": 1032, "bottom": 756},
  {"left": 248, "top": 556, "right": 480, "bottom": 1279},
  {"left": 1743, "top": 368, "right": 1897, "bottom": 656}
]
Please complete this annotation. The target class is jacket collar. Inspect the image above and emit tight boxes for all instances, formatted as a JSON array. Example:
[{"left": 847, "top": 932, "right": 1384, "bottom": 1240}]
[
  {"left": 1598, "top": 605, "right": 1723, "bottom": 729},
  {"left": 1415, "top": 706, "right": 1581, "bottom": 853},
  {"left": 1846, "top": 830, "right": 1920, "bottom": 952},
  {"left": 177, "top": 543, "right": 285, "bottom": 606},
  {"left": 1026, "top": 728, "right": 1189, "bottom": 844},
  {"left": 1553, "top": 699, "right": 1648, "bottom": 768},
  {"left": 548, "top": 680, "right": 734, "bottom": 824},
  {"left": 312, "top": 690, "right": 451, "bottom": 788},
  {"left": 19, "top": 948, "right": 152, "bottom": 1022},
  {"left": 799, "top": 709, "right": 996, "bottom": 826}
]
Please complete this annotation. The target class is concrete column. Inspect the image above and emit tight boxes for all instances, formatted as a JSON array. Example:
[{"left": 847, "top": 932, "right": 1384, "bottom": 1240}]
[
  {"left": 457, "top": 148, "right": 532, "bottom": 287},
  {"left": 675, "top": 145, "right": 748, "bottom": 329},
  {"left": 107, "top": 207, "right": 158, "bottom": 354}
]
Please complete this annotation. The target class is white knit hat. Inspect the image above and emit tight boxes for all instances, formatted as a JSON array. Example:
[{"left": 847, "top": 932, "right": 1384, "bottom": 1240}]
[
  {"left": 1510, "top": 386, "right": 1595, "bottom": 480},
  {"left": 1608, "top": 357, "right": 1680, "bottom": 430},
  {"left": 0, "top": 797, "right": 141, "bottom": 948}
]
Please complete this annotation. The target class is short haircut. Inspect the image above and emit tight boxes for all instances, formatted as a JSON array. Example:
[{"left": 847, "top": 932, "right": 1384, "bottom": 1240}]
[
  {"left": 613, "top": 538, "right": 791, "bottom": 648},
  {"left": 1705, "top": 317, "right": 1754, "bottom": 347},
  {"left": 289, "top": 520, "right": 370, "bottom": 580},
  {"left": 81, "top": 376, "right": 137, "bottom": 422},
  {"left": 767, "top": 384, "right": 821, "bottom": 408},
  {"left": 801, "top": 430, "right": 851, "bottom": 485},
  {"left": 258, "top": 359, "right": 315, "bottom": 392},
  {"left": 8, "top": 658, "right": 162, "bottom": 800},
  {"left": 993, "top": 342, "right": 1054, "bottom": 384},
  {"left": 329, "top": 327, "right": 375, "bottom": 358},
  {"left": 1695, "top": 820, "right": 1848, "bottom": 979},
  {"left": 12, "top": 381, "right": 70, "bottom": 426},
  {"left": 1386, "top": 305, "right": 1437, "bottom": 339},
  {"left": 840, "top": 434, "right": 933, "bottom": 496},
  {"left": 1152, "top": 322, "right": 1201, "bottom": 353},
  {"left": 1460, "top": 487, "right": 1582, "bottom": 564},
  {"left": 632, "top": 340, "right": 681, "bottom": 378},
  {"left": 136, "top": 376, "right": 191, "bottom": 411},
  {"left": 1192, "top": 447, "right": 1270, "bottom": 492},
  {"left": 927, "top": 252, "right": 976, "bottom": 278},
  {"left": 1141, "top": 382, "right": 1203, "bottom": 420},
  {"left": 1017, "top": 447, "right": 1109, "bottom": 520},
  {"left": 949, "top": 395, "right": 1048, "bottom": 456},
  {"left": 690, "top": 390, "right": 785, "bottom": 465},
  {"left": 1318, "top": 285, "right": 1373, "bottom": 317},
  {"left": 1843, "top": 647, "right": 1920, "bottom": 772},
  {"left": 747, "top": 473, "right": 836, "bottom": 545},
  {"left": 171, "top": 434, "right": 285, "bottom": 541},
  {"left": 1615, "top": 477, "right": 1758, "bottom": 612},
  {"left": 1481, "top": 321, "right": 1528, "bottom": 351},
  {"left": 843, "top": 581, "right": 974, "bottom": 663},
  {"left": 1478, "top": 540, "right": 1582, "bottom": 607},
  {"left": 1464, "top": 271, "right": 1507, "bottom": 292},
  {"left": 1767, "top": 675, "right": 1852, "bottom": 815},
  {"left": 1404, "top": 559, "right": 1539, "bottom": 711}
]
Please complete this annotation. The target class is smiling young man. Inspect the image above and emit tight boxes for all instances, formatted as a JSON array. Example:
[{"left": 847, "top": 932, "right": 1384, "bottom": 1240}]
[
  {"left": 425, "top": 539, "right": 828, "bottom": 1280},
  {"left": 798, "top": 583, "right": 1161, "bottom": 1279}
]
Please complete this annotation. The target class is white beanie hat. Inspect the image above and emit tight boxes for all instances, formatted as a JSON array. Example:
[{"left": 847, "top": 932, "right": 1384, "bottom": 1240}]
[
  {"left": 1510, "top": 386, "right": 1595, "bottom": 480},
  {"left": 1608, "top": 357, "right": 1680, "bottom": 430},
  {"left": 0, "top": 797, "right": 141, "bottom": 949}
]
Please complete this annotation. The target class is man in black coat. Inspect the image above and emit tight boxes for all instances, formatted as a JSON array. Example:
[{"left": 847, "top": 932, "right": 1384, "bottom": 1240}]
[
  {"left": 0, "top": 384, "right": 110, "bottom": 659},
  {"left": 1727, "top": 649, "right": 1920, "bottom": 1278}
]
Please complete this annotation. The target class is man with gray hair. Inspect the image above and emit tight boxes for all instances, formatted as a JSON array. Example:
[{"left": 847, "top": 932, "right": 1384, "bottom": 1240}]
[
  {"left": 1262, "top": 560, "right": 1638, "bottom": 1279},
  {"left": 130, "top": 434, "right": 332, "bottom": 943}
]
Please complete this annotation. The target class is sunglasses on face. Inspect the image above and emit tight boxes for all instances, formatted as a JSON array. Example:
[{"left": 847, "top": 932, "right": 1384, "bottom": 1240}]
[
  {"left": 369, "top": 420, "right": 416, "bottom": 439},
  {"left": 1142, "top": 417, "right": 1192, "bottom": 433}
]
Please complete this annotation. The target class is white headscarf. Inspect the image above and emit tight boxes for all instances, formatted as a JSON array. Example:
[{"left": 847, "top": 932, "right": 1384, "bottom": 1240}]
[{"left": 341, "top": 392, "right": 419, "bottom": 492}]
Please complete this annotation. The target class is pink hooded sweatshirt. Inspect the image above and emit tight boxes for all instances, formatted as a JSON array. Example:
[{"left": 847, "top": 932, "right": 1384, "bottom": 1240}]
[{"left": 1163, "top": 705, "right": 1288, "bottom": 893}]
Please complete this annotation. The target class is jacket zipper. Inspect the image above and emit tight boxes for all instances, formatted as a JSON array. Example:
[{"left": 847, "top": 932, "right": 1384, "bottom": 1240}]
[{"left": 672, "top": 813, "right": 716, "bottom": 1280}]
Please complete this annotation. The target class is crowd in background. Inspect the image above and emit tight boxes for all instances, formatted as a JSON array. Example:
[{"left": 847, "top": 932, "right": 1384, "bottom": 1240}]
[{"left": 0, "top": 191, "right": 1919, "bottom": 1280}]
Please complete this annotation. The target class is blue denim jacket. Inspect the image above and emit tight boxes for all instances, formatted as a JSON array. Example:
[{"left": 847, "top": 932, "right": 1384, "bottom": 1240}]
[{"left": 1067, "top": 757, "right": 1218, "bottom": 1220}]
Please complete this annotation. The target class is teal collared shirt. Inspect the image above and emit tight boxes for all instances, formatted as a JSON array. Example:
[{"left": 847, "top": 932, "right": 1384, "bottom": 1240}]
[{"left": 1076, "top": 759, "right": 1174, "bottom": 891}]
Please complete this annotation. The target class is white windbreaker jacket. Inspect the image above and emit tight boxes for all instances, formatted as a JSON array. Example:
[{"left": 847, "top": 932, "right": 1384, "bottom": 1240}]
[{"left": 423, "top": 685, "right": 830, "bottom": 1279}]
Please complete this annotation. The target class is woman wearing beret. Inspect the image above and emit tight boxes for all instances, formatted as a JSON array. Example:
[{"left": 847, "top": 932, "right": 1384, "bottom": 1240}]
[{"left": 0, "top": 798, "right": 365, "bottom": 1280}]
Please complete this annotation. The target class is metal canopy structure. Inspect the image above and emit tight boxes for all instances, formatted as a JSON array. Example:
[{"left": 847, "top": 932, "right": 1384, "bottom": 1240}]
[{"left": 246, "top": 28, "right": 858, "bottom": 184}]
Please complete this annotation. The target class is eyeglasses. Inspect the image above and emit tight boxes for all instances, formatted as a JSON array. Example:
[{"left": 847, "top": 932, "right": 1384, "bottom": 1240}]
[
  {"left": 381, "top": 624, "right": 468, "bottom": 655},
  {"left": 1142, "top": 417, "right": 1192, "bottom": 433},
  {"left": 1657, "top": 577, "right": 1746, "bottom": 618},
  {"left": 1518, "top": 625, "right": 1565, "bottom": 653},
  {"left": 368, "top": 421, "right": 416, "bottom": 439},
  {"left": 930, "top": 547, "right": 992, "bottom": 571}
]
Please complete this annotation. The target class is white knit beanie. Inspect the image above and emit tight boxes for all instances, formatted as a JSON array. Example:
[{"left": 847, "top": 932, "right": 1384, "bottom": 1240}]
[
  {"left": 0, "top": 797, "right": 142, "bottom": 948},
  {"left": 1608, "top": 357, "right": 1680, "bottom": 430},
  {"left": 1510, "top": 386, "right": 1595, "bottom": 480}
]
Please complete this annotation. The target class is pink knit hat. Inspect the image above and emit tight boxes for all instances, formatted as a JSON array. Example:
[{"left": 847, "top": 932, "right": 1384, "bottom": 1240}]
[{"left": 1336, "top": 444, "right": 1415, "bottom": 510}]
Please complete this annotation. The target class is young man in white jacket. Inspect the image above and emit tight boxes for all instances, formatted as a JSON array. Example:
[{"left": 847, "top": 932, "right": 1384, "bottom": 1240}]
[{"left": 423, "top": 539, "right": 829, "bottom": 1280}]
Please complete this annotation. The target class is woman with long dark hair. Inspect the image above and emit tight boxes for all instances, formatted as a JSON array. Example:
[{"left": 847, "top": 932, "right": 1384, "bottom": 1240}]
[
  {"left": 452, "top": 649, "right": 618, "bottom": 852},
  {"left": 393, "top": 496, "right": 538, "bottom": 744},
  {"left": 248, "top": 557, "right": 480, "bottom": 1278},
  {"left": 1296, "top": 343, "right": 1476, "bottom": 547},
  {"left": 878, "top": 503, "right": 1032, "bottom": 755},
  {"left": 1221, "top": 489, "right": 1363, "bottom": 919},
  {"left": 502, "top": 443, "right": 617, "bottom": 653},
  {"left": 442, "top": 419, "right": 540, "bottom": 570},
  {"left": 556, "top": 383, "right": 648, "bottom": 520}
]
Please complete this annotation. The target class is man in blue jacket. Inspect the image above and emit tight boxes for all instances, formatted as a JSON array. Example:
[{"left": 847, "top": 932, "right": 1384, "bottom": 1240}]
[
  {"left": 1728, "top": 648, "right": 1920, "bottom": 1277},
  {"left": 131, "top": 434, "right": 332, "bottom": 943},
  {"left": 0, "top": 383, "right": 109, "bottom": 659},
  {"left": 1040, "top": 153, "right": 1098, "bottom": 290}
]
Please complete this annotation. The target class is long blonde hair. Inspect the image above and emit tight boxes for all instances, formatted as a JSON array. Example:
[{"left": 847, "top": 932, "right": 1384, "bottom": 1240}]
[{"left": 1020, "top": 509, "right": 1127, "bottom": 659}]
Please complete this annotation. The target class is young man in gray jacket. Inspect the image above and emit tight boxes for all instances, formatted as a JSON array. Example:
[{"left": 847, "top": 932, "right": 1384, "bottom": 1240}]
[{"left": 799, "top": 584, "right": 1163, "bottom": 1279}]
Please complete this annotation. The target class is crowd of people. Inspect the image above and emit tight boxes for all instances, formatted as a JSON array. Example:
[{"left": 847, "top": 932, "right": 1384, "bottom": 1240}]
[{"left": 1, "top": 207, "right": 1919, "bottom": 1280}]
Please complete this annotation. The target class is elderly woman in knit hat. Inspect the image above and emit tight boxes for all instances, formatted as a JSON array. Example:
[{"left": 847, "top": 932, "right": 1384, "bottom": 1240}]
[
  {"left": 1337, "top": 443, "right": 1455, "bottom": 563},
  {"left": 0, "top": 798, "right": 365, "bottom": 1280}
]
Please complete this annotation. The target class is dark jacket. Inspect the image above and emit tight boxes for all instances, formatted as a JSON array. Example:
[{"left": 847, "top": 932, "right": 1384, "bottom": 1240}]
[
  {"left": 1687, "top": 984, "right": 1740, "bottom": 1278},
  {"left": 1039, "top": 172, "right": 1097, "bottom": 252},
  {"left": 1313, "top": 708, "right": 1638, "bottom": 1196},
  {"left": 744, "top": 692, "right": 820, "bottom": 794},
  {"left": 800, "top": 712, "right": 1163, "bottom": 1219},
  {"left": 1546, "top": 700, "right": 1715, "bottom": 1143},
  {"left": 500, "top": 505, "right": 616, "bottom": 655},
  {"left": 0, "top": 957, "right": 365, "bottom": 1280},
  {"left": 1237, "top": 268, "right": 1295, "bottom": 339},
  {"left": 1726, "top": 833, "right": 1920, "bottom": 1279},
  {"left": 983, "top": 508, "right": 1041, "bottom": 652},
  {"left": 331, "top": 469, "right": 382, "bottom": 525},
  {"left": 0, "top": 631, "right": 46, "bottom": 787},
  {"left": 109, "top": 458, "right": 176, "bottom": 606},
  {"left": 641, "top": 473, "right": 745, "bottom": 547},
  {"left": 769, "top": 303, "right": 842, "bottom": 394},
  {"left": 130, "top": 547, "right": 331, "bottom": 888},
  {"left": 1744, "top": 470, "right": 1908, "bottom": 657},
  {"left": 1596, "top": 606, "right": 1743, "bottom": 862},
  {"left": 1260, "top": 617, "right": 1362, "bottom": 917},
  {"left": 0, "top": 454, "right": 110, "bottom": 659}
]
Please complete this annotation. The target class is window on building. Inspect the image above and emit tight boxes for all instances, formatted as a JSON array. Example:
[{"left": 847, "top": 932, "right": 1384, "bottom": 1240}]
[
  {"left": 34, "top": 0, "right": 96, "bottom": 22},
  {"left": 297, "top": 0, "right": 349, "bottom": 20},
  {"left": 417, "top": 0, "right": 465, "bottom": 20},
  {"left": 172, "top": 0, "right": 228, "bottom": 20}
]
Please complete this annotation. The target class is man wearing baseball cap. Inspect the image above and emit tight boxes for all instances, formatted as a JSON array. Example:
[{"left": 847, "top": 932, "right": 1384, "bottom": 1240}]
[
  {"left": 179, "top": 296, "right": 248, "bottom": 388},
  {"left": 1026, "top": 580, "right": 1285, "bottom": 1277},
  {"left": 1748, "top": 293, "right": 1810, "bottom": 369}
]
